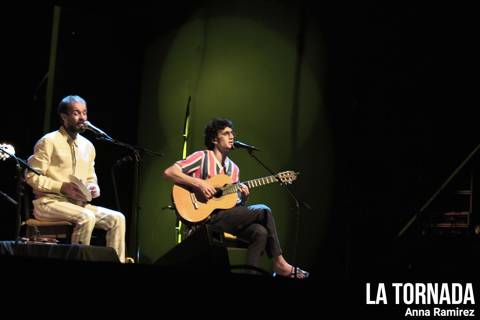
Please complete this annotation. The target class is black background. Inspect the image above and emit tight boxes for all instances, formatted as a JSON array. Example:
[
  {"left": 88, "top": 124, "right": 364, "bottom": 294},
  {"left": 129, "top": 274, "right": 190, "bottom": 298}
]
[{"left": 1, "top": 2, "right": 480, "bottom": 312}]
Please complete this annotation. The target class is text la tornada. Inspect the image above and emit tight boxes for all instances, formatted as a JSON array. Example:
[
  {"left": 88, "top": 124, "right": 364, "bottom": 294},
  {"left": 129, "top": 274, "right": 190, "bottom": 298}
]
[{"left": 366, "top": 283, "right": 475, "bottom": 305}]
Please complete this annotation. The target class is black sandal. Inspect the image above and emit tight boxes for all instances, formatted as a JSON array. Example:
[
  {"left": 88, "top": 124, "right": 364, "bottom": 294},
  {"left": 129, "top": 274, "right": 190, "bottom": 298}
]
[
  {"left": 272, "top": 266, "right": 310, "bottom": 279},
  {"left": 290, "top": 266, "right": 310, "bottom": 279}
]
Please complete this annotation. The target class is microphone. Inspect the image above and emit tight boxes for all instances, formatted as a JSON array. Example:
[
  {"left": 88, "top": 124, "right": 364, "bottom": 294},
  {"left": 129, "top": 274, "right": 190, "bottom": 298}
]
[
  {"left": 233, "top": 140, "right": 260, "bottom": 151},
  {"left": 82, "top": 121, "right": 112, "bottom": 140}
]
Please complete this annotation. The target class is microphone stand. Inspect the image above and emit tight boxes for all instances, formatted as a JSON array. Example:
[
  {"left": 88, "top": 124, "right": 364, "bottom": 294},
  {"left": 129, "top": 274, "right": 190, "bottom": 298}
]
[
  {"left": 0, "top": 147, "right": 41, "bottom": 240},
  {"left": 242, "top": 149, "right": 311, "bottom": 277},
  {"left": 177, "top": 96, "right": 191, "bottom": 244},
  {"left": 0, "top": 189, "right": 17, "bottom": 206},
  {"left": 96, "top": 136, "right": 163, "bottom": 263}
]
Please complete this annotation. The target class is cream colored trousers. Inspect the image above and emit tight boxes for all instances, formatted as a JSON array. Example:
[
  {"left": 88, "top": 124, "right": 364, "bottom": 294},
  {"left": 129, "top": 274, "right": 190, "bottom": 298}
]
[{"left": 32, "top": 198, "right": 126, "bottom": 263}]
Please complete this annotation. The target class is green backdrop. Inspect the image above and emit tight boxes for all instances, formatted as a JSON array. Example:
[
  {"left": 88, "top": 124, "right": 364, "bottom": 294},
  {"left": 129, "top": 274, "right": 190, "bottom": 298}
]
[{"left": 136, "top": 0, "right": 333, "bottom": 271}]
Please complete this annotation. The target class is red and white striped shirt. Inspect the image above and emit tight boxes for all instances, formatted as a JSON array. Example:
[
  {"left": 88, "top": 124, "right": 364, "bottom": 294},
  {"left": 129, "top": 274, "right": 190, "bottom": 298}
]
[{"left": 175, "top": 150, "right": 240, "bottom": 182}]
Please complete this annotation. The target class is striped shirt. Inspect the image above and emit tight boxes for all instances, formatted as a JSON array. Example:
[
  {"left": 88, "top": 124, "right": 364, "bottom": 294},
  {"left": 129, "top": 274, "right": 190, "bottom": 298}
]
[{"left": 175, "top": 150, "right": 240, "bottom": 182}]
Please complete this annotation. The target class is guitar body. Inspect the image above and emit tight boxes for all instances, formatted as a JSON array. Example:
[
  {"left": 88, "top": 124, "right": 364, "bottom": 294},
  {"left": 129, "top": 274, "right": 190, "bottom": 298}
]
[{"left": 172, "top": 174, "right": 239, "bottom": 223}]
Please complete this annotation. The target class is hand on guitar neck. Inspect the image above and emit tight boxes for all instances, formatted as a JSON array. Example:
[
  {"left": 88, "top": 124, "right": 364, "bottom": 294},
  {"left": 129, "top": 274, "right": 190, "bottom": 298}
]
[{"left": 237, "top": 183, "right": 250, "bottom": 203}]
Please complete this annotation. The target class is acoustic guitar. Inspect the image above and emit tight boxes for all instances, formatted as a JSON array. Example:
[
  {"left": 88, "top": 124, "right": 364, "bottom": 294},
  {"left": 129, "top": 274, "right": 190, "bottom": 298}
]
[{"left": 172, "top": 171, "right": 298, "bottom": 223}]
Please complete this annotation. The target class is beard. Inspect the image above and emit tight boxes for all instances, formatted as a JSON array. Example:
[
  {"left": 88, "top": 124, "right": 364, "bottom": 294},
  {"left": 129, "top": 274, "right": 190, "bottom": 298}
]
[{"left": 65, "top": 122, "right": 85, "bottom": 135}]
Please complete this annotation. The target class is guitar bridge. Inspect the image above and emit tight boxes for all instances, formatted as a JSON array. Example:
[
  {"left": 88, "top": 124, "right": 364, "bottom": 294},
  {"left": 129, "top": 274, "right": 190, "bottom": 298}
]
[{"left": 190, "top": 193, "right": 199, "bottom": 209}]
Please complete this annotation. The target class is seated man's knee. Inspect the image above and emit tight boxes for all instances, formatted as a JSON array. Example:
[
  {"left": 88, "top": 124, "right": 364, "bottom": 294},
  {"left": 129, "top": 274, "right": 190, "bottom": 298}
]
[
  {"left": 249, "top": 204, "right": 271, "bottom": 213},
  {"left": 78, "top": 209, "right": 96, "bottom": 226},
  {"left": 108, "top": 211, "right": 125, "bottom": 228},
  {"left": 115, "top": 212, "right": 126, "bottom": 226}
]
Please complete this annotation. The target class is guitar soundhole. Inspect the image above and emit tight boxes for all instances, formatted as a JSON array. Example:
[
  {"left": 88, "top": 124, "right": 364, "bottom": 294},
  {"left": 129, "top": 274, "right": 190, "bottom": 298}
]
[{"left": 213, "top": 188, "right": 223, "bottom": 198}]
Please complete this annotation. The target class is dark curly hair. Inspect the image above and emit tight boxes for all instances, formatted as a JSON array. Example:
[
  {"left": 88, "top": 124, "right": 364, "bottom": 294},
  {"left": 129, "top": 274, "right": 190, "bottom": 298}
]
[{"left": 204, "top": 118, "right": 234, "bottom": 150}]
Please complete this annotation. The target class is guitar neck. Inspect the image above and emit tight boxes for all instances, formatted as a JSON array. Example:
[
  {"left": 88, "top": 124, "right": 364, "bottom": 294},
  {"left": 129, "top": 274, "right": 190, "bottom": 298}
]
[
  {"left": 222, "top": 175, "right": 280, "bottom": 195},
  {"left": 244, "top": 175, "right": 280, "bottom": 189}
]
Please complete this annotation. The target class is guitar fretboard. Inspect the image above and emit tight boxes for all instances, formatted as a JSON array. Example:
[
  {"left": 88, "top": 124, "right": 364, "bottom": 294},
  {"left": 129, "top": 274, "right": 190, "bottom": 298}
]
[
  {"left": 245, "top": 176, "right": 280, "bottom": 189},
  {"left": 221, "top": 175, "right": 280, "bottom": 195}
]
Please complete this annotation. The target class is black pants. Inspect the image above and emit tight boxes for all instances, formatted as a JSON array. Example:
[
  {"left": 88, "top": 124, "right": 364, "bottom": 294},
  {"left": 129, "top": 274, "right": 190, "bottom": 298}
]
[{"left": 207, "top": 204, "right": 282, "bottom": 268}]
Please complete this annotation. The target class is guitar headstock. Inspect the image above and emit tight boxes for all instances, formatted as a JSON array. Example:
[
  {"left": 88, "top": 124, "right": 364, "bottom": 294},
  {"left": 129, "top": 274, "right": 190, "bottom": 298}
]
[
  {"left": 0, "top": 143, "right": 15, "bottom": 161},
  {"left": 276, "top": 170, "right": 299, "bottom": 184}
]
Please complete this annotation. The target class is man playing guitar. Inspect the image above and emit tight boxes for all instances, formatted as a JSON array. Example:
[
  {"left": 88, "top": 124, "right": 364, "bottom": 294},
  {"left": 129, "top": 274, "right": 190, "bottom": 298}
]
[{"left": 163, "top": 118, "right": 309, "bottom": 279}]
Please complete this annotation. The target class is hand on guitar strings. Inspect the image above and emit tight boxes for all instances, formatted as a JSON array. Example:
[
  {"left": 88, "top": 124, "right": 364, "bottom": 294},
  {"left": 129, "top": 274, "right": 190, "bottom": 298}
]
[{"left": 195, "top": 179, "right": 217, "bottom": 199}]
